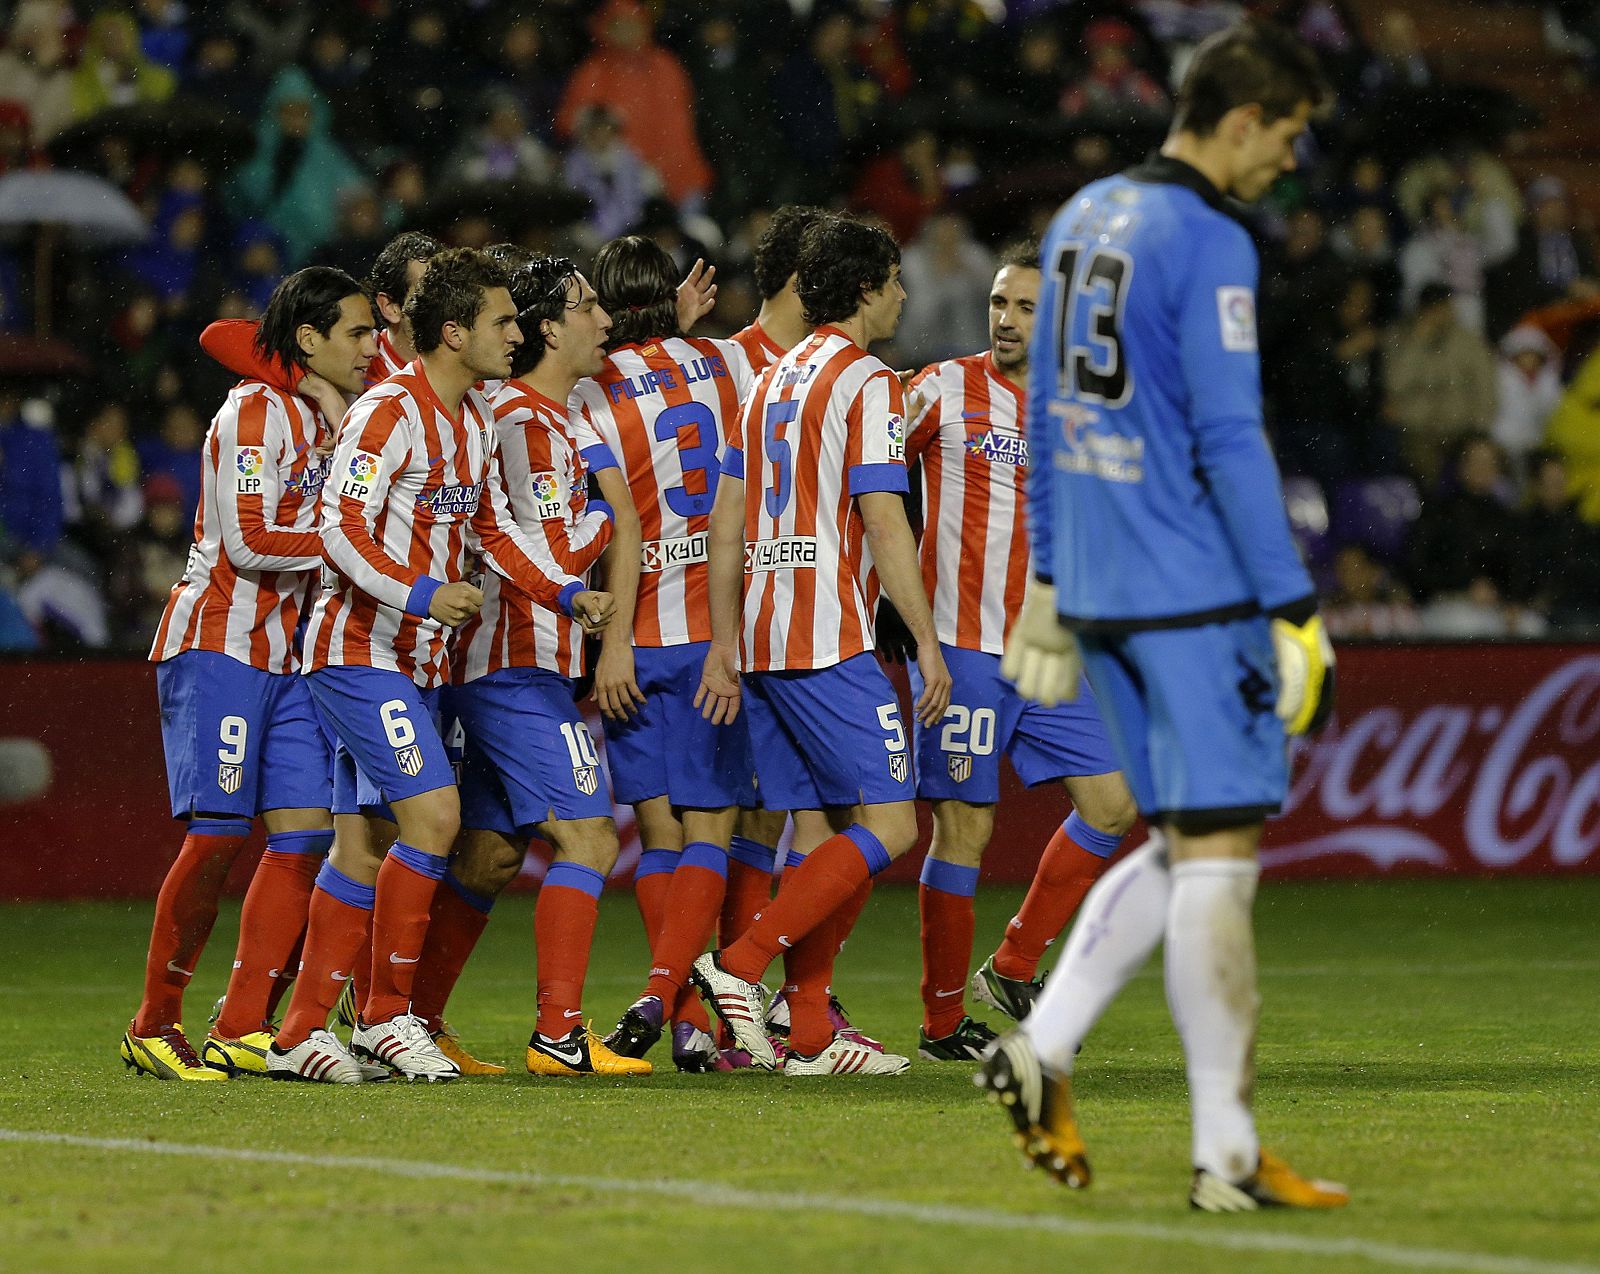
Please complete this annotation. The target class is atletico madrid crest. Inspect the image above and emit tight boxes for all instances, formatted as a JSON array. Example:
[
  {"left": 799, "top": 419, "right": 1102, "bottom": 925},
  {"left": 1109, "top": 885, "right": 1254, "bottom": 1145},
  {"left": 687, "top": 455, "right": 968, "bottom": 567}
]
[
  {"left": 889, "top": 751, "right": 909, "bottom": 784},
  {"left": 573, "top": 765, "right": 598, "bottom": 796},
  {"left": 217, "top": 764, "right": 243, "bottom": 794},
  {"left": 395, "top": 745, "right": 424, "bottom": 777},
  {"left": 948, "top": 754, "right": 972, "bottom": 783}
]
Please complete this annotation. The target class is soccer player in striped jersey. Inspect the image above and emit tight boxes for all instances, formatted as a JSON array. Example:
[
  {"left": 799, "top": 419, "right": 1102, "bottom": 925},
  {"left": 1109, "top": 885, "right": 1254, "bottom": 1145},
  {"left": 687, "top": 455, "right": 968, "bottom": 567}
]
[
  {"left": 693, "top": 213, "right": 952, "bottom": 1077},
  {"left": 365, "top": 231, "right": 441, "bottom": 387},
  {"left": 269, "top": 248, "right": 615, "bottom": 1084},
  {"left": 570, "top": 234, "right": 759, "bottom": 1072},
  {"left": 124, "top": 267, "right": 376, "bottom": 1081},
  {"left": 902, "top": 244, "right": 1141, "bottom": 1063}
]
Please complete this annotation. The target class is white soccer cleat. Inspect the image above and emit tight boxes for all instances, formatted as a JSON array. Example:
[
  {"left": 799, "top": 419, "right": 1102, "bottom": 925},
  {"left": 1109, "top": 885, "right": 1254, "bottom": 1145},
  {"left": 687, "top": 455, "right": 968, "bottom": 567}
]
[
  {"left": 691, "top": 952, "right": 776, "bottom": 1071},
  {"left": 266, "top": 1029, "right": 364, "bottom": 1084},
  {"left": 784, "top": 1032, "right": 911, "bottom": 1077},
  {"left": 351, "top": 1012, "right": 460, "bottom": 1083}
]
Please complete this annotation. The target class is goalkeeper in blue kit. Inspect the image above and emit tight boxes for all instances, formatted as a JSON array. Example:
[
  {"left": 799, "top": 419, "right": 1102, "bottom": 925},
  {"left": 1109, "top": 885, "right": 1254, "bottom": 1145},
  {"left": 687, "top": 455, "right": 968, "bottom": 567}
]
[{"left": 978, "top": 21, "right": 1348, "bottom": 1211}]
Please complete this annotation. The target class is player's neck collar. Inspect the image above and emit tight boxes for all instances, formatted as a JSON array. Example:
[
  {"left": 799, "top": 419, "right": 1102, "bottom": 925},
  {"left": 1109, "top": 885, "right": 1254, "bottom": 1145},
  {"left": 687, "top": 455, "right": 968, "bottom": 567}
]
[{"left": 1124, "top": 154, "right": 1230, "bottom": 215}]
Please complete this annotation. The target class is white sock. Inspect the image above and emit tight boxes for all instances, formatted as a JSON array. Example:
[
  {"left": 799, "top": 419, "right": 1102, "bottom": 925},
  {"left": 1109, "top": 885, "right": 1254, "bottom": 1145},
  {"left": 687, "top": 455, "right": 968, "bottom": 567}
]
[
  {"left": 1165, "top": 858, "right": 1261, "bottom": 1182},
  {"left": 1022, "top": 831, "right": 1169, "bottom": 1073}
]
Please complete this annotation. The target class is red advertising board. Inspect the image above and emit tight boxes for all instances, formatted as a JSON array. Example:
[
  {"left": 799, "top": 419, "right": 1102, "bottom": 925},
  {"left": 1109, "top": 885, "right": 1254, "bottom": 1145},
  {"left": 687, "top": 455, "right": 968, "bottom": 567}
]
[{"left": 0, "top": 645, "right": 1594, "bottom": 899}]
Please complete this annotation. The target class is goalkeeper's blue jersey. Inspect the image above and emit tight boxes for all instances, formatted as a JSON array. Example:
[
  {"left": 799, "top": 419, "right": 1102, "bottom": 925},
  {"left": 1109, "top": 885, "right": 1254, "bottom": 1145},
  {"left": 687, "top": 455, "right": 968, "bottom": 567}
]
[{"left": 1026, "top": 157, "right": 1314, "bottom": 631}]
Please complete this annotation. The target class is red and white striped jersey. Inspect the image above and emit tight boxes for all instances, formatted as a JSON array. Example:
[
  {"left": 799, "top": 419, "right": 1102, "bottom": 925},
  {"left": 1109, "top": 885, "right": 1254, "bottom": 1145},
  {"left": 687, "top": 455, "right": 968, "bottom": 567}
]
[
  {"left": 364, "top": 329, "right": 408, "bottom": 388},
  {"left": 454, "top": 379, "right": 614, "bottom": 682},
  {"left": 149, "top": 381, "right": 330, "bottom": 674},
  {"left": 730, "top": 320, "right": 786, "bottom": 376},
  {"left": 304, "top": 361, "right": 581, "bottom": 688},
  {"left": 732, "top": 326, "right": 909, "bottom": 673},
  {"left": 569, "top": 336, "right": 754, "bottom": 647},
  {"left": 905, "top": 353, "right": 1029, "bottom": 655}
]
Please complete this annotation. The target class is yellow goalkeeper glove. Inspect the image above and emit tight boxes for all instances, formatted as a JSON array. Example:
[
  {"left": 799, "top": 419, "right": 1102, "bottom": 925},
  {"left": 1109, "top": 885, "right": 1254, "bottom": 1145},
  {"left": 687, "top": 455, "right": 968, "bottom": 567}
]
[
  {"left": 1270, "top": 612, "right": 1336, "bottom": 736},
  {"left": 1001, "top": 581, "right": 1081, "bottom": 708}
]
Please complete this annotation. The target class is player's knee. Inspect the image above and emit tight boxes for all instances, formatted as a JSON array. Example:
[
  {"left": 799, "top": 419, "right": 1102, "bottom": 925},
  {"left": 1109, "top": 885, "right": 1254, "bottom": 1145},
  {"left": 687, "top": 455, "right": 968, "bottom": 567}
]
[
  {"left": 398, "top": 789, "right": 459, "bottom": 854},
  {"left": 550, "top": 817, "right": 619, "bottom": 874},
  {"left": 859, "top": 802, "right": 918, "bottom": 858}
]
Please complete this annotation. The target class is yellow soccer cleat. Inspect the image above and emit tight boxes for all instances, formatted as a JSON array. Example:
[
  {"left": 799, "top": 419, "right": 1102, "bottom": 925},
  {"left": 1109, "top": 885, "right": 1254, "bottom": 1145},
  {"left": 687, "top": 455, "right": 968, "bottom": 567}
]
[
  {"left": 526, "top": 1023, "right": 653, "bottom": 1077},
  {"left": 1191, "top": 1149, "right": 1350, "bottom": 1212},
  {"left": 201, "top": 1029, "right": 274, "bottom": 1077},
  {"left": 121, "top": 1023, "right": 229, "bottom": 1081},
  {"left": 975, "top": 1030, "right": 1090, "bottom": 1188},
  {"left": 433, "top": 1022, "right": 507, "bottom": 1076}
]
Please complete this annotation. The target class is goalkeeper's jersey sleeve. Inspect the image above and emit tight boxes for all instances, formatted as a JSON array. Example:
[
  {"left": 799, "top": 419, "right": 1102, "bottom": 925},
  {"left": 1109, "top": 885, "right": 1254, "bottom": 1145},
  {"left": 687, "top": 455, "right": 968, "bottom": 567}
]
[{"left": 1027, "top": 156, "right": 1314, "bottom": 632}]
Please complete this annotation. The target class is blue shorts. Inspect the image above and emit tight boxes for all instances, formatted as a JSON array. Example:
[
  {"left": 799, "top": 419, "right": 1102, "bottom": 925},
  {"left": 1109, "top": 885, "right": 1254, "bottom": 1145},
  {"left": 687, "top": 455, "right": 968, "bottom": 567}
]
[
  {"left": 602, "top": 641, "right": 757, "bottom": 809},
  {"left": 453, "top": 668, "right": 613, "bottom": 835},
  {"left": 744, "top": 653, "right": 915, "bottom": 810},
  {"left": 306, "top": 666, "right": 452, "bottom": 806},
  {"left": 1077, "top": 617, "right": 1287, "bottom": 827},
  {"left": 156, "top": 650, "right": 331, "bottom": 819},
  {"left": 910, "top": 644, "right": 1119, "bottom": 802}
]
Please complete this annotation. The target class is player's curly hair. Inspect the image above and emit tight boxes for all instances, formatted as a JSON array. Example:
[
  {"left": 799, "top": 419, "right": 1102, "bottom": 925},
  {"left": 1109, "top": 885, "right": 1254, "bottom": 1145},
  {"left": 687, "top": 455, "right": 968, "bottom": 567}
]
[
  {"left": 404, "top": 247, "right": 510, "bottom": 354},
  {"left": 995, "top": 239, "right": 1041, "bottom": 273},
  {"left": 255, "top": 266, "right": 366, "bottom": 371},
  {"left": 491, "top": 243, "right": 583, "bottom": 379},
  {"left": 592, "top": 235, "right": 680, "bottom": 350},
  {"left": 796, "top": 214, "right": 900, "bottom": 328},
  {"left": 1173, "top": 19, "right": 1330, "bottom": 137},
  {"left": 365, "top": 231, "right": 441, "bottom": 316},
  {"left": 752, "top": 204, "right": 827, "bottom": 300}
]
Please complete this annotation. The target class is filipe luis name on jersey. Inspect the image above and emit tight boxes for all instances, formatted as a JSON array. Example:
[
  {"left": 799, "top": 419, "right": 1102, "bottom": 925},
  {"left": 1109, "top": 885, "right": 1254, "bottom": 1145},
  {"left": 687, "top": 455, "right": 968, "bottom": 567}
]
[{"left": 604, "top": 351, "right": 734, "bottom": 403}]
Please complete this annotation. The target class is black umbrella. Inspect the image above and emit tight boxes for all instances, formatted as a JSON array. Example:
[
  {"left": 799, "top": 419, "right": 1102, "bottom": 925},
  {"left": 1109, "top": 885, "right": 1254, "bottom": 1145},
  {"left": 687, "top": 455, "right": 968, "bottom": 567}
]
[
  {"left": 48, "top": 99, "right": 257, "bottom": 169},
  {"left": 415, "top": 179, "right": 592, "bottom": 240}
]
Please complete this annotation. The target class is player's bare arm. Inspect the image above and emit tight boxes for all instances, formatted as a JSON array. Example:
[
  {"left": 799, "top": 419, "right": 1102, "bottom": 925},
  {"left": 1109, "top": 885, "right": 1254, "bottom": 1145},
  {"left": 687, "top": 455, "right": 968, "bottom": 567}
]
[
  {"left": 695, "top": 472, "right": 746, "bottom": 725},
  {"left": 592, "top": 466, "right": 646, "bottom": 720},
  {"left": 858, "top": 489, "right": 950, "bottom": 726}
]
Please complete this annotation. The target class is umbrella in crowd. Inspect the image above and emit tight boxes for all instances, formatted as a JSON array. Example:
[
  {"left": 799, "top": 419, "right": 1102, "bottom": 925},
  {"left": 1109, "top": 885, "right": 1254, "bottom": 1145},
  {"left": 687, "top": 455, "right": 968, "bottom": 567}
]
[{"left": 47, "top": 100, "right": 257, "bottom": 170}]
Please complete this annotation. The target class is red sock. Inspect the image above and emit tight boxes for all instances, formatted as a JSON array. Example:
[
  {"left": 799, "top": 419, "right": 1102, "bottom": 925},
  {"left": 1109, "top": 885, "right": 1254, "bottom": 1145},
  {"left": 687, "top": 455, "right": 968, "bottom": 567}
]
[
  {"left": 644, "top": 842, "right": 728, "bottom": 1005},
  {"left": 409, "top": 875, "right": 494, "bottom": 1032},
  {"left": 634, "top": 848, "right": 676, "bottom": 944},
  {"left": 266, "top": 933, "right": 303, "bottom": 1021},
  {"left": 352, "top": 925, "right": 373, "bottom": 1020},
  {"left": 277, "top": 866, "right": 373, "bottom": 1050},
  {"left": 535, "top": 863, "right": 603, "bottom": 1038},
  {"left": 918, "top": 857, "right": 979, "bottom": 1037},
  {"left": 214, "top": 838, "right": 324, "bottom": 1039},
  {"left": 134, "top": 820, "right": 251, "bottom": 1035},
  {"left": 781, "top": 920, "right": 838, "bottom": 1057},
  {"left": 832, "top": 878, "right": 873, "bottom": 957},
  {"left": 720, "top": 836, "right": 775, "bottom": 946},
  {"left": 721, "top": 828, "right": 887, "bottom": 984},
  {"left": 993, "top": 818, "right": 1118, "bottom": 980},
  {"left": 364, "top": 844, "right": 446, "bottom": 1024}
]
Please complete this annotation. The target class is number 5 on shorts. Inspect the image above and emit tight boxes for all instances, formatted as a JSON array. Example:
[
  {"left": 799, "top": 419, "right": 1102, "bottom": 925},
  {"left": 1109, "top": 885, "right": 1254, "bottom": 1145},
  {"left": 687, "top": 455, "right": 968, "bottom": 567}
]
[{"left": 877, "top": 703, "right": 906, "bottom": 752}]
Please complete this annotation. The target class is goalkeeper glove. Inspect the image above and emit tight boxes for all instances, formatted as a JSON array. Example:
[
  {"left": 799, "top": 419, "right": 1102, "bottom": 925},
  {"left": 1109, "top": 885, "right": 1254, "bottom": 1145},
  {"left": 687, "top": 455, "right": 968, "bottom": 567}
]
[
  {"left": 1001, "top": 580, "right": 1081, "bottom": 707},
  {"left": 1270, "top": 611, "right": 1336, "bottom": 735}
]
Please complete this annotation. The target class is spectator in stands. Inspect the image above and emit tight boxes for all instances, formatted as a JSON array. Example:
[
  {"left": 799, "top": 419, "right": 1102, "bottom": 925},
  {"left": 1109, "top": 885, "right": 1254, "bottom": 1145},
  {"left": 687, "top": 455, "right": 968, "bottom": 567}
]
[
  {"left": 1060, "top": 17, "right": 1169, "bottom": 122},
  {"left": 226, "top": 0, "right": 313, "bottom": 69},
  {"left": 303, "top": 25, "right": 374, "bottom": 148},
  {"left": 1544, "top": 335, "right": 1600, "bottom": 520},
  {"left": 849, "top": 128, "right": 945, "bottom": 245},
  {"left": 228, "top": 67, "right": 366, "bottom": 266},
  {"left": 120, "top": 188, "right": 213, "bottom": 307},
  {"left": 449, "top": 94, "right": 556, "bottom": 187},
  {"left": 563, "top": 104, "right": 664, "bottom": 246},
  {"left": 1322, "top": 543, "right": 1421, "bottom": 637},
  {"left": 13, "top": 548, "right": 110, "bottom": 650},
  {"left": 1407, "top": 433, "right": 1522, "bottom": 603},
  {"left": 1397, "top": 144, "right": 1521, "bottom": 270},
  {"left": 772, "top": 10, "right": 877, "bottom": 200},
  {"left": 1486, "top": 176, "right": 1599, "bottom": 337},
  {"left": 1521, "top": 448, "right": 1600, "bottom": 627},
  {"left": 484, "top": 15, "right": 565, "bottom": 143},
  {"left": 314, "top": 186, "right": 390, "bottom": 281},
  {"left": 1399, "top": 189, "right": 1489, "bottom": 331},
  {"left": 679, "top": 5, "right": 786, "bottom": 224},
  {"left": 0, "top": 396, "right": 64, "bottom": 558},
  {"left": 1492, "top": 325, "right": 1564, "bottom": 477},
  {"left": 136, "top": 0, "right": 191, "bottom": 72},
  {"left": 370, "top": 7, "right": 472, "bottom": 166},
  {"left": 0, "top": 7, "right": 75, "bottom": 147},
  {"left": 135, "top": 403, "right": 203, "bottom": 521},
  {"left": 557, "top": 0, "right": 713, "bottom": 209},
  {"left": 63, "top": 401, "right": 144, "bottom": 555},
  {"left": 68, "top": 10, "right": 177, "bottom": 123},
  {"left": 1006, "top": 23, "right": 1068, "bottom": 116},
  {"left": 188, "top": 30, "right": 261, "bottom": 121},
  {"left": 1329, "top": 204, "right": 1401, "bottom": 318},
  {"left": 1384, "top": 283, "right": 1496, "bottom": 484},
  {"left": 0, "top": 566, "right": 39, "bottom": 651},
  {"left": 897, "top": 211, "right": 995, "bottom": 366},
  {"left": 125, "top": 471, "right": 191, "bottom": 635},
  {"left": 1361, "top": 11, "right": 1432, "bottom": 94}
]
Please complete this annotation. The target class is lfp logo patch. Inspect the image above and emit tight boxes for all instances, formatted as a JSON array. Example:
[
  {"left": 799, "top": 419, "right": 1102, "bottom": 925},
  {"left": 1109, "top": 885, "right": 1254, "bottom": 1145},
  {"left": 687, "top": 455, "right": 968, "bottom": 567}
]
[
  {"left": 349, "top": 454, "right": 379, "bottom": 481},
  {"left": 234, "top": 447, "right": 265, "bottom": 494},
  {"left": 886, "top": 412, "right": 905, "bottom": 462},
  {"left": 530, "top": 471, "right": 563, "bottom": 519},
  {"left": 338, "top": 450, "right": 382, "bottom": 501}
]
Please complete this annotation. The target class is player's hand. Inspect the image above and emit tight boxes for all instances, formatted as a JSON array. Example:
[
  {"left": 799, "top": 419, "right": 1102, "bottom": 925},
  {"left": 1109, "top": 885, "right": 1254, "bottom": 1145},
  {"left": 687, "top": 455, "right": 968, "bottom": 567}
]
[
  {"left": 1001, "top": 581, "right": 1081, "bottom": 707},
  {"left": 593, "top": 638, "right": 645, "bottom": 721},
  {"left": 429, "top": 581, "right": 483, "bottom": 627},
  {"left": 875, "top": 597, "right": 917, "bottom": 664},
  {"left": 676, "top": 258, "right": 718, "bottom": 333},
  {"left": 912, "top": 638, "right": 952, "bottom": 727},
  {"left": 298, "top": 371, "right": 348, "bottom": 439},
  {"left": 1271, "top": 612, "right": 1336, "bottom": 735},
  {"left": 694, "top": 640, "right": 742, "bottom": 725},
  {"left": 571, "top": 589, "right": 615, "bottom": 633}
]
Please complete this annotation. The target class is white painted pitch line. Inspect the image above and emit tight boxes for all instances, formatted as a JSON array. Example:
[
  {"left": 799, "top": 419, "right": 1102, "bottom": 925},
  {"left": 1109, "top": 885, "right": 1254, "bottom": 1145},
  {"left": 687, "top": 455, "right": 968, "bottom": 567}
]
[{"left": 1, "top": 1129, "right": 1591, "bottom": 1274}]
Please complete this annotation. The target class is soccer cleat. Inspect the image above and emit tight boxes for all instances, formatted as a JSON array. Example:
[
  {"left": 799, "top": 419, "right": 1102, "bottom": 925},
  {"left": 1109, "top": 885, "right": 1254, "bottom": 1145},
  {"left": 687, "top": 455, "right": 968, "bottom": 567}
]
[
  {"left": 767, "top": 991, "right": 885, "bottom": 1053},
  {"left": 975, "top": 1030, "right": 1090, "bottom": 1189},
  {"left": 432, "top": 1022, "right": 506, "bottom": 1076},
  {"left": 971, "top": 956, "right": 1044, "bottom": 1023},
  {"left": 266, "top": 1029, "right": 365, "bottom": 1084},
  {"left": 121, "top": 1023, "right": 228, "bottom": 1081},
  {"left": 671, "top": 1020, "right": 728, "bottom": 1073},
  {"left": 335, "top": 978, "right": 357, "bottom": 1031},
  {"left": 351, "top": 1012, "right": 460, "bottom": 1083},
  {"left": 1190, "top": 1150, "right": 1350, "bottom": 1212},
  {"left": 918, "top": 1015, "right": 999, "bottom": 1062},
  {"left": 201, "top": 1029, "right": 274, "bottom": 1076},
  {"left": 691, "top": 952, "right": 776, "bottom": 1070},
  {"left": 525, "top": 1024, "right": 653, "bottom": 1076},
  {"left": 602, "top": 994, "right": 665, "bottom": 1059},
  {"left": 785, "top": 1033, "right": 911, "bottom": 1077}
]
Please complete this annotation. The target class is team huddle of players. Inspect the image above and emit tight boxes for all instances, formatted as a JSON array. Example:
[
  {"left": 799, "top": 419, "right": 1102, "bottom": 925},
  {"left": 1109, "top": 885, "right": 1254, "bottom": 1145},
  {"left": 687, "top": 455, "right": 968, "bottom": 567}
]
[{"left": 121, "top": 206, "right": 1140, "bottom": 1088}]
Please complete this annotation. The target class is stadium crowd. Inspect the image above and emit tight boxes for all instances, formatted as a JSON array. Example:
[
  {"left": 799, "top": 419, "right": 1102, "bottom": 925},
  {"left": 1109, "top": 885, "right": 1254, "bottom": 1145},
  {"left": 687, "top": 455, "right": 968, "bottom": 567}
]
[{"left": 0, "top": 0, "right": 1598, "bottom": 651}]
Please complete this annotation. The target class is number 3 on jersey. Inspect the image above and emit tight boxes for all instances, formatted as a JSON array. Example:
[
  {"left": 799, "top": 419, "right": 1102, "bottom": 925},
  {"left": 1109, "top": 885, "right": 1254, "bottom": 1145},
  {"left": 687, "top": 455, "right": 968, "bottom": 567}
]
[
  {"left": 654, "top": 401, "right": 720, "bottom": 517},
  {"left": 763, "top": 399, "right": 797, "bottom": 517},
  {"left": 1051, "top": 243, "right": 1134, "bottom": 407}
]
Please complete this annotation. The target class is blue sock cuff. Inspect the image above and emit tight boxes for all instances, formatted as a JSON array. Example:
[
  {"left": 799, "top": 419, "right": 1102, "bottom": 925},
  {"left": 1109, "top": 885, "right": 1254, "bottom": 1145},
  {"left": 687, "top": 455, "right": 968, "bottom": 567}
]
[
  {"left": 919, "top": 855, "right": 979, "bottom": 898},
  {"left": 681, "top": 841, "right": 728, "bottom": 878},
  {"left": 266, "top": 829, "right": 333, "bottom": 856},
  {"left": 841, "top": 824, "right": 892, "bottom": 876},
  {"left": 728, "top": 835, "right": 777, "bottom": 873},
  {"left": 445, "top": 871, "right": 495, "bottom": 915},
  {"left": 390, "top": 841, "right": 448, "bottom": 881},
  {"left": 636, "top": 848, "right": 677, "bottom": 879},
  {"left": 1064, "top": 812, "right": 1123, "bottom": 860},
  {"left": 784, "top": 848, "right": 808, "bottom": 872},
  {"left": 545, "top": 861, "right": 605, "bottom": 900},
  {"left": 190, "top": 816, "right": 252, "bottom": 838},
  {"left": 315, "top": 861, "right": 375, "bottom": 911}
]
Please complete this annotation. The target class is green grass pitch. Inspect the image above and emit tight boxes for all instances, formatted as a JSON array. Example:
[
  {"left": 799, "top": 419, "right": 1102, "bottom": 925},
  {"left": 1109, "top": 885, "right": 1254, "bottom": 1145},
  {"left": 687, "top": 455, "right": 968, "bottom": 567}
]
[{"left": 2, "top": 879, "right": 1597, "bottom": 1273}]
